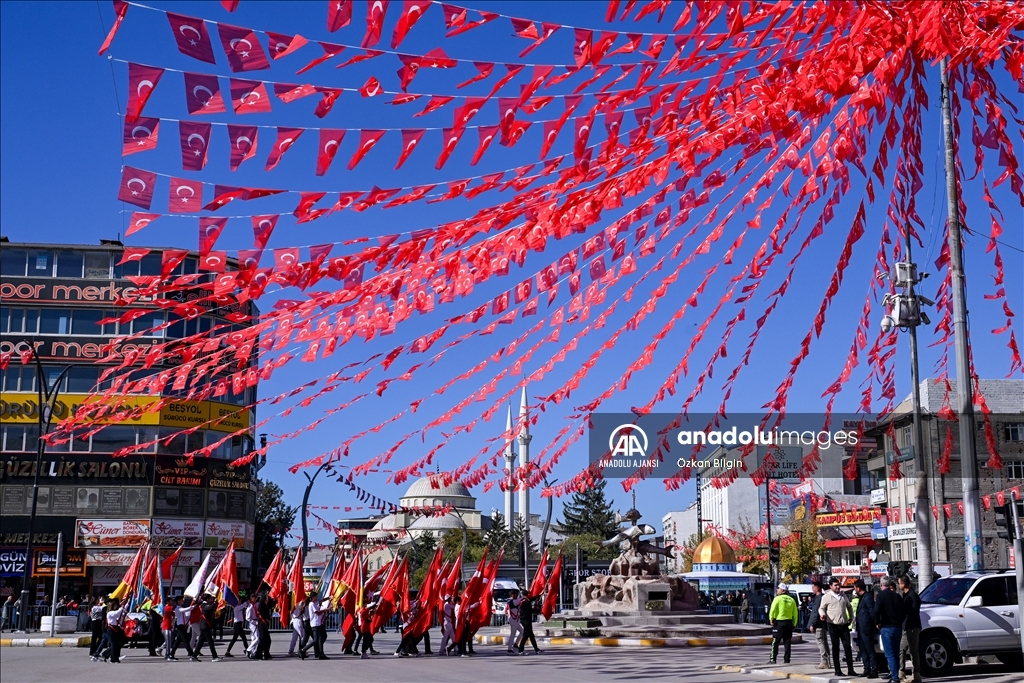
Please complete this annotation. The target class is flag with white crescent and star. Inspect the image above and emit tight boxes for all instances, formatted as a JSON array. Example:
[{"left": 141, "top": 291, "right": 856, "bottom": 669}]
[
  {"left": 251, "top": 215, "right": 277, "bottom": 248},
  {"left": 122, "top": 117, "right": 160, "bottom": 156},
  {"left": 178, "top": 121, "right": 212, "bottom": 171},
  {"left": 316, "top": 128, "right": 346, "bottom": 176},
  {"left": 264, "top": 127, "right": 304, "bottom": 171},
  {"left": 167, "top": 12, "right": 217, "bottom": 64},
  {"left": 183, "top": 72, "right": 226, "bottom": 115},
  {"left": 126, "top": 63, "right": 164, "bottom": 124},
  {"left": 217, "top": 23, "right": 270, "bottom": 72},
  {"left": 168, "top": 177, "right": 202, "bottom": 213},
  {"left": 229, "top": 78, "right": 272, "bottom": 114},
  {"left": 117, "top": 166, "right": 156, "bottom": 209},
  {"left": 227, "top": 124, "right": 258, "bottom": 171}
]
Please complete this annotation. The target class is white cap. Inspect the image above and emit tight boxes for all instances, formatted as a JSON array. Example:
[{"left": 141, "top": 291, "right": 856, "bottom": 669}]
[{"left": 777, "top": 583, "right": 789, "bottom": 591}]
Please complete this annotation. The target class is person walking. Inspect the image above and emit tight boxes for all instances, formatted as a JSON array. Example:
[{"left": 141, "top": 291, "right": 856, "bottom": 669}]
[
  {"left": 516, "top": 592, "right": 542, "bottom": 655},
  {"left": 767, "top": 583, "right": 798, "bottom": 664},
  {"left": 161, "top": 600, "right": 176, "bottom": 661},
  {"left": 289, "top": 598, "right": 308, "bottom": 658},
  {"left": 254, "top": 594, "right": 275, "bottom": 660},
  {"left": 171, "top": 596, "right": 198, "bottom": 661},
  {"left": 244, "top": 593, "right": 262, "bottom": 659},
  {"left": 191, "top": 594, "right": 221, "bottom": 661},
  {"left": 0, "top": 595, "right": 14, "bottom": 632},
  {"left": 806, "top": 581, "right": 831, "bottom": 669},
  {"left": 897, "top": 575, "right": 922, "bottom": 683},
  {"left": 854, "top": 580, "right": 878, "bottom": 678},
  {"left": 820, "top": 577, "right": 856, "bottom": 677},
  {"left": 506, "top": 590, "right": 524, "bottom": 654},
  {"left": 358, "top": 600, "right": 377, "bottom": 659},
  {"left": 874, "top": 576, "right": 905, "bottom": 683},
  {"left": 439, "top": 595, "right": 456, "bottom": 655},
  {"left": 88, "top": 597, "right": 106, "bottom": 657},
  {"left": 104, "top": 598, "right": 128, "bottom": 664},
  {"left": 223, "top": 594, "right": 249, "bottom": 657},
  {"left": 740, "top": 592, "right": 751, "bottom": 624},
  {"left": 304, "top": 592, "right": 328, "bottom": 659}
]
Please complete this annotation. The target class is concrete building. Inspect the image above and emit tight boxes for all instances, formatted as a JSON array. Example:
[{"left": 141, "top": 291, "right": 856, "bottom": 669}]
[
  {"left": 866, "top": 379, "right": 1024, "bottom": 573},
  {"left": 661, "top": 505, "right": 697, "bottom": 573},
  {"left": 0, "top": 239, "right": 260, "bottom": 600}
]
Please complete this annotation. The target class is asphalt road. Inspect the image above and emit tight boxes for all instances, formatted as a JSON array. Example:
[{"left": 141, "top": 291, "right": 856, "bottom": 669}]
[{"left": 2, "top": 631, "right": 1019, "bottom": 683}]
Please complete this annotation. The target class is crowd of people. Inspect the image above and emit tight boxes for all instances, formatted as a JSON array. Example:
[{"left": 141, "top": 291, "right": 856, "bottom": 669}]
[
  {"left": 77, "top": 586, "right": 548, "bottom": 664},
  {"left": 768, "top": 575, "right": 923, "bottom": 683}
]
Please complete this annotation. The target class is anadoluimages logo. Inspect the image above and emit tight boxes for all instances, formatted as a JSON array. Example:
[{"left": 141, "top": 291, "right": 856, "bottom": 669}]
[{"left": 608, "top": 424, "right": 648, "bottom": 458}]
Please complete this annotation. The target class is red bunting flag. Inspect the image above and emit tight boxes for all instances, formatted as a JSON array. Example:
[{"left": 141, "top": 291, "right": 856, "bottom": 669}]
[
  {"left": 395, "top": 129, "right": 424, "bottom": 169},
  {"left": 199, "top": 217, "right": 227, "bottom": 256},
  {"left": 327, "top": 0, "right": 352, "bottom": 31},
  {"left": 227, "top": 125, "right": 257, "bottom": 171},
  {"left": 362, "top": 0, "right": 390, "bottom": 47},
  {"left": 435, "top": 127, "right": 464, "bottom": 169},
  {"left": 314, "top": 88, "right": 342, "bottom": 117},
  {"left": 359, "top": 76, "right": 383, "bottom": 97},
  {"left": 126, "top": 213, "right": 159, "bottom": 237},
  {"left": 98, "top": 0, "right": 128, "bottom": 56},
  {"left": 167, "top": 12, "right": 217, "bottom": 64},
  {"left": 317, "top": 129, "right": 346, "bottom": 175},
  {"left": 122, "top": 117, "right": 159, "bottom": 156},
  {"left": 161, "top": 249, "right": 189, "bottom": 278},
  {"left": 470, "top": 126, "right": 498, "bottom": 166},
  {"left": 183, "top": 72, "right": 226, "bottom": 114},
  {"left": 573, "top": 28, "right": 593, "bottom": 69},
  {"left": 348, "top": 130, "right": 386, "bottom": 169},
  {"left": 229, "top": 79, "right": 272, "bottom": 113},
  {"left": 168, "top": 177, "right": 202, "bottom": 213},
  {"left": 252, "top": 215, "right": 277, "bottom": 248},
  {"left": 117, "top": 247, "right": 150, "bottom": 265},
  {"left": 392, "top": 0, "right": 430, "bottom": 49},
  {"left": 118, "top": 166, "right": 156, "bottom": 209},
  {"left": 266, "top": 32, "right": 308, "bottom": 59},
  {"left": 217, "top": 24, "right": 270, "bottom": 72},
  {"left": 126, "top": 63, "right": 164, "bottom": 123},
  {"left": 265, "top": 127, "right": 303, "bottom": 171},
  {"left": 179, "top": 121, "right": 211, "bottom": 171},
  {"left": 203, "top": 185, "right": 244, "bottom": 211}
]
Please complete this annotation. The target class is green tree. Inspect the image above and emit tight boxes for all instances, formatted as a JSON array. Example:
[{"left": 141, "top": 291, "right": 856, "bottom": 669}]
[
  {"left": 253, "top": 480, "right": 297, "bottom": 584},
  {"left": 484, "top": 512, "right": 512, "bottom": 553},
  {"left": 509, "top": 515, "right": 538, "bottom": 562},
  {"left": 557, "top": 479, "right": 618, "bottom": 538},
  {"left": 780, "top": 515, "right": 825, "bottom": 582},
  {"left": 732, "top": 519, "right": 768, "bottom": 576},
  {"left": 439, "top": 528, "right": 488, "bottom": 563},
  {"left": 555, "top": 532, "right": 619, "bottom": 562}
]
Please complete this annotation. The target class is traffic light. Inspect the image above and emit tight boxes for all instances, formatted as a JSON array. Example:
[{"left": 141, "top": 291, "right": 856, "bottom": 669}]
[
  {"left": 994, "top": 503, "right": 1023, "bottom": 541},
  {"left": 769, "top": 540, "right": 781, "bottom": 564}
]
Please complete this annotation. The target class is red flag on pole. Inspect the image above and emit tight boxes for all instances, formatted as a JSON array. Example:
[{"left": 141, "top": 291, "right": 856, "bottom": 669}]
[{"left": 541, "top": 552, "right": 563, "bottom": 618}]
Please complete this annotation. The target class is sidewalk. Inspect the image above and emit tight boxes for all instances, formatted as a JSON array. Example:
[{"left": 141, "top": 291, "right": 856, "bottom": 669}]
[
  {"left": 475, "top": 632, "right": 802, "bottom": 648},
  {"left": 1, "top": 635, "right": 91, "bottom": 648}
]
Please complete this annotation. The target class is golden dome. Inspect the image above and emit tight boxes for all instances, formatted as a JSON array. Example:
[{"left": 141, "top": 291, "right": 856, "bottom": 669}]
[{"left": 693, "top": 536, "right": 736, "bottom": 564}]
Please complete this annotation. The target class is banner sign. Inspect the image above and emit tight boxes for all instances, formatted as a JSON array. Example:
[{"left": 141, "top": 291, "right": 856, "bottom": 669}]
[
  {"left": 815, "top": 509, "right": 882, "bottom": 527},
  {"left": 75, "top": 518, "right": 150, "bottom": 548}
]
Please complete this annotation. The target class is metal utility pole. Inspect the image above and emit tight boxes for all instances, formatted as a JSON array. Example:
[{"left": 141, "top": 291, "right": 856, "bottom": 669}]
[
  {"left": 765, "top": 474, "right": 774, "bottom": 585},
  {"left": 1009, "top": 494, "right": 1024, "bottom": 657},
  {"left": 696, "top": 469, "right": 703, "bottom": 542},
  {"left": 940, "top": 57, "right": 984, "bottom": 571},
  {"left": 539, "top": 477, "right": 557, "bottom": 553},
  {"left": 300, "top": 460, "right": 330, "bottom": 557},
  {"left": 18, "top": 359, "right": 70, "bottom": 632},
  {"left": 48, "top": 533, "right": 63, "bottom": 637}
]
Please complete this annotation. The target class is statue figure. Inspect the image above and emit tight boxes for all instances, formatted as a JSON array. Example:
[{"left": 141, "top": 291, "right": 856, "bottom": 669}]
[{"left": 601, "top": 496, "right": 673, "bottom": 577}]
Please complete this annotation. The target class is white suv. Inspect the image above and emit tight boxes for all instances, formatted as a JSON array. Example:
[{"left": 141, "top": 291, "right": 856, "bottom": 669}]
[{"left": 918, "top": 571, "right": 1021, "bottom": 675}]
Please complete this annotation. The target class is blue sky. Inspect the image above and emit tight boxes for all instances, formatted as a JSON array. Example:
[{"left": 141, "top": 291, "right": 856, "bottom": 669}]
[{"left": 1, "top": 1, "right": 1020, "bottom": 547}]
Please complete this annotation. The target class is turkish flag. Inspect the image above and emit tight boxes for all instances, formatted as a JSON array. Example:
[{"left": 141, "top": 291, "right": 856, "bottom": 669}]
[
  {"left": 497, "top": 97, "right": 518, "bottom": 142},
  {"left": 118, "top": 166, "right": 156, "bottom": 209},
  {"left": 293, "top": 191, "right": 327, "bottom": 221},
  {"left": 435, "top": 127, "right": 464, "bottom": 169},
  {"left": 200, "top": 251, "right": 228, "bottom": 273},
  {"left": 573, "top": 28, "right": 592, "bottom": 69},
  {"left": 98, "top": 0, "right": 128, "bottom": 56},
  {"left": 125, "top": 213, "right": 159, "bottom": 237},
  {"left": 316, "top": 129, "right": 346, "bottom": 176},
  {"left": 519, "top": 22, "right": 558, "bottom": 57},
  {"left": 161, "top": 249, "right": 189, "bottom": 279},
  {"left": 252, "top": 215, "right": 277, "bottom": 248},
  {"left": 167, "top": 12, "right": 216, "bottom": 63},
  {"left": 470, "top": 126, "right": 498, "bottom": 166},
  {"left": 274, "top": 248, "right": 300, "bottom": 272},
  {"left": 391, "top": 0, "right": 428, "bottom": 48},
  {"left": 217, "top": 24, "right": 270, "bottom": 72},
  {"left": 591, "top": 31, "right": 617, "bottom": 66},
  {"left": 168, "top": 177, "right": 202, "bottom": 213},
  {"left": 126, "top": 63, "right": 163, "bottom": 123},
  {"left": 327, "top": 0, "right": 353, "bottom": 31},
  {"left": 589, "top": 255, "right": 607, "bottom": 281},
  {"left": 537, "top": 262, "right": 558, "bottom": 292},
  {"left": 229, "top": 79, "right": 272, "bottom": 114},
  {"left": 265, "top": 127, "right": 304, "bottom": 171},
  {"left": 237, "top": 249, "right": 263, "bottom": 271},
  {"left": 198, "top": 217, "right": 227, "bottom": 256},
  {"left": 122, "top": 117, "right": 159, "bottom": 156},
  {"left": 228, "top": 125, "right": 258, "bottom": 171},
  {"left": 491, "top": 291, "right": 510, "bottom": 315},
  {"left": 514, "top": 279, "right": 532, "bottom": 304},
  {"left": 178, "top": 121, "right": 211, "bottom": 171},
  {"left": 352, "top": 186, "right": 399, "bottom": 212},
  {"left": 348, "top": 129, "right": 385, "bottom": 169},
  {"left": 183, "top": 72, "right": 226, "bottom": 114},
  {"left": 117, "top": 247, "right": 150, "bottom": 265},
  {"left": 453, "top": 96, "right": 487, "bottom": 131},
  {"left": 359, "top": 76, "right": 383, "bottom": 97},
  {"left": 362, "top": 0, "right": 390, "bottom": 47},
  {"left": 273, "top": 83, "right": 317, "bottom": 103},
  {"left": 203, "top": 185, "right": 244, "bottom": 211},
  {"left": 266, "top": 32, "right": 308, "bottom": 59},
  {"left": 558, "top": 249, "right": 579, "bottom": 275},
  {"left": 314, "top": 88, "right": 342, "bottom": 117}
]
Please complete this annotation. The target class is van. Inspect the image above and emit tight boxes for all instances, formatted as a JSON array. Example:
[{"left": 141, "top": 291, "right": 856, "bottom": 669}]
[
  {"left": 491, "top": 578, "right": 521, "bottom": 616},
  {"left": 785, "top": 583, "right": 815, "bottom": 604}
]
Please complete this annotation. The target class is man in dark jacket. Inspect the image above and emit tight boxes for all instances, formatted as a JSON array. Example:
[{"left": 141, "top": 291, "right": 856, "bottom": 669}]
[
  {"left": 873, "top": 576, "right": 905, "bottom": 683},
  {"left": 808, "top": 581, "right": 831, "bottom": 670},
  {"left": 192, "top": 594, "right": 221, "bottom": 661},
  {"left": 854, "top": 580, "right": 877, "bottom": 678},
  {"left": 897, "top": 575, "right": 922, "bottom": 683}
]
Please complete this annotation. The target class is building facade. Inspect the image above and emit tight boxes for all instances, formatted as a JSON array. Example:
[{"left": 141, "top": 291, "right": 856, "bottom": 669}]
[
  {"left": 0, "top": 239, "right": 259, "bottom": 601},
  {"left": 867, "top": 379, "right": 1024, "bottom": 573},
  {"left": 661, "top": 505, "right": 697, "bottom": 573}
]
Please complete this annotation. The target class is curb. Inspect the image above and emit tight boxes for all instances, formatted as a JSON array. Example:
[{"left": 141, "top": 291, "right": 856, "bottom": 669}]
[
  {"left": 0, "top": 636, "right": 91, "bottom": 648},
  {"left": 716, "top": 664, "right": 844, "bottom": 683},
  {"left": 475, "top": 634, "right": 802, "bottom": 648}
]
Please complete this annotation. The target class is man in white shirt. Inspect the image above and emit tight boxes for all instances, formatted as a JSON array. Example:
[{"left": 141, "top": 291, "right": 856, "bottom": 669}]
[
  {"left": 288, "top": 601, "right": 306, "bottom": 658},
  {"left": 244, "top": 594, "right": 261, "bottom": 659},
  {"left": 304, "top": 593, "right": 328, "bottom": 660},
  {"left": 224, "top": 596, "right": 248, "bottom": 657},
  {"left": 104, "top": 598, "right": 127, "bottom": 663},
  {"left": 506, "top": 590, "right": 523, "bottom": 655},
  {"left": 171, "top": 596, "right": 197, "bottom": 661},
  {"left": 439, "top": 595, "right": 456, "bottom": 656}
]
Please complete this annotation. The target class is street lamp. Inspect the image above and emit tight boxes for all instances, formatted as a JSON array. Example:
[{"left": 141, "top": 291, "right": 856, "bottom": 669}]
[
  {"left": 300, "top": 460, "right": 330, "bottom": 557},
  {"left": 18, "top": 357, "right": 70, "bottom": 632}
]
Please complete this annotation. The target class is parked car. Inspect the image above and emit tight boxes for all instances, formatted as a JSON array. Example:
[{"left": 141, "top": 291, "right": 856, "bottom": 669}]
[{"left": 917, "top": 571, "right": 1021, "bottom": 675}]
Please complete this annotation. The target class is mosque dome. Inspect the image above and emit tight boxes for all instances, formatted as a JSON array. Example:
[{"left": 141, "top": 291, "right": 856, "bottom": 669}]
[
  {"left": 399, "top": 475, "right": 476, "bottom": 510},
  {"left": 692, "top": 535, "right": 737, "bottom": 565},
  {"left": 408, "top": 512, "right": 466, "bottom": 532}
]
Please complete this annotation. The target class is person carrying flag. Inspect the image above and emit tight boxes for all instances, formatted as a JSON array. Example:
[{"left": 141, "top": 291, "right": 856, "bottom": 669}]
[
  {"left": 223, "top": 591, "right": 248, "bottom": 657},
  {"left": 192, "top": 593, "right": 221, "bottom": 661},
  {"left": 104, "top": 598, "right": 128, "bottom": 663},
  {"left": 171, "top": 596, "right": 198, "bottom": 661},
  {"left": 161, "top": 600, "right": 176, "bottom": 661},
  {"left": 439, "top": 595, "right": 457, "bottom": 656},
  {"left": 506, "top": 590, "right": 523, "bottom": 654},
  {"left": 244, "top": 593, "right": 261, "bottom": 660},
  {"left": 516, "top": 591, "right": 541, "bottom": 655},
  {"left": 358, "top": 599, "right": 378, "bottom": 659}
]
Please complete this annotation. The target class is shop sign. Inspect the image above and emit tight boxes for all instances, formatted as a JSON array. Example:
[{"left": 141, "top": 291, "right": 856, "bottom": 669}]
[
  {"left": 155, "top": 457, "right": 208, "bottom": 488},
  {"left": 204, "top": 521, "right": 253, "bottom": 550},
  {"left": 869, "top": 562, "right": 889, "bottom": 576},
  {"left": 159, "top": 401, "right": 250, "bottom": 432},
  {"left": 0, "top": 455, "right": 151, "bottom": 483},
  {"left": 75, "top": 518, "right": 150, "bottom": 548},
  {"left": 87, "top": 548, "right": 201, "bottom": 567},
  {"left": 886, "top": 523, "right": 917, "bottom": 541},
  {"left": 33, "top": 548, "right": 87, "bottom": 577},
  {"left": 0, "top": 548, "right": 29, "bottom": 576},
  {"left": 208, "top": 461, "right": 255, "bottom": 492},
  {"left": 815, "top": 508, "right": 882, "bottom": 527},
  {"left": 830, "top": 565, "right": 864, "bottom": 577},
  {"left": 870, "top": 488, "right": 887, "bottom": 504},
  {"left": 92, "top": 564, "right": 190, "bottom": 586},
  {"left": 151, "top": 518, "right": 204, "bottom": 548}
]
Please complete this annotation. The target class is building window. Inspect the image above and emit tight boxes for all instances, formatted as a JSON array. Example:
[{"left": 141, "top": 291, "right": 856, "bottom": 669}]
[
  {"left": 1, "top": 249, "right": 28, "bottom": 276},
  {"left": 27, "top": 250, "right": 53, "bottom": 276},
  {"left": 84, "top": 252, "right": 111, "bottom": 279},
  {"left": 1006, "top": 460, "right": 1024, "bottom": 480},
  {"left": 1005, "top": 424, "right": 1024, "bottom": 442},
  {"left": 910, "top": 541, "right": 917, "bottom": 561},
  {"left": 894, "top": 543, "right": 904, "bottom": 561},
  {"left": 844, "top": 550, "right": 862, "bottom": 566},
  {"left": 56, "top": 250, "right": 84, "bottom": 278},
  {"left": 901, "top": 426, "right": 912, "bottom": 448},
  {"left": 39, "top": 309, "right": 70, "bottom": 335}
]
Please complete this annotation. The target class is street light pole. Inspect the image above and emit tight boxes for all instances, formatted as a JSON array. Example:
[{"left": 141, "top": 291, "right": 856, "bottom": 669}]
[
  {"left": 18, "top": 357, "right": 70, "bottom": 632},
  {"left": 301, "top": 460, "right": 330, "bottom": 557}
]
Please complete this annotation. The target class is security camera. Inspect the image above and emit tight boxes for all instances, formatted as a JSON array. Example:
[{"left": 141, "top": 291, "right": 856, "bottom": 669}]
[
  {"left": 881, "top": 315, "right": 895, "bottom": 333},
  {"left": 920, "top": 311, "right": 931, "bottom": 325},
  {"left": 917, "top": 295, "right": 934, "bottom": 307}
]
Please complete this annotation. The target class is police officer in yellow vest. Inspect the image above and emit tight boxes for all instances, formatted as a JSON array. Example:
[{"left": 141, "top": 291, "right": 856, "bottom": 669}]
[{"left": 768, "top": 583, "right": 799, "bottom": 664}]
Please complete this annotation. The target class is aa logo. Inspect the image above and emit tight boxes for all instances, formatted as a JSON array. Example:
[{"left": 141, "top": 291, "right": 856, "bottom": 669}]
[{"left": 608, "top": 424, "right": 648, "bottom": 458}]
